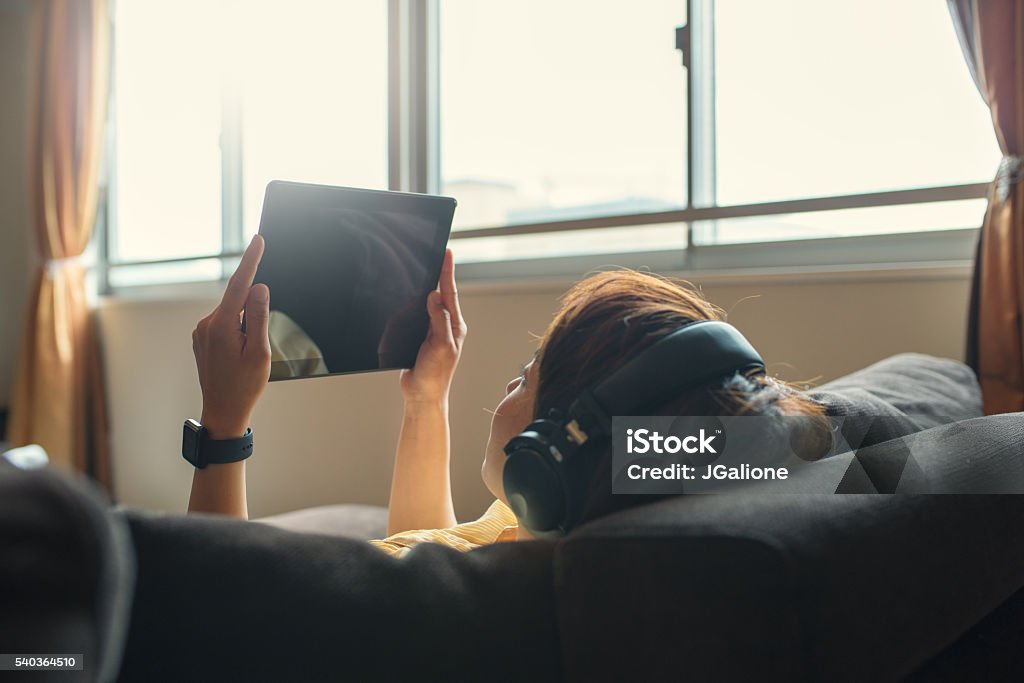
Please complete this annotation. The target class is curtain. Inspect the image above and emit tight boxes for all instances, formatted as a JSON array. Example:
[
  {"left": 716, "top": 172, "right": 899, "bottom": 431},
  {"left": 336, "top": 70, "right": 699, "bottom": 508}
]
[
  {"left": 949, "top": 0, "right": 1024, "bottom": 414},
  {"left": 8, "top": 0, "right": 111, "bottom": 487}
]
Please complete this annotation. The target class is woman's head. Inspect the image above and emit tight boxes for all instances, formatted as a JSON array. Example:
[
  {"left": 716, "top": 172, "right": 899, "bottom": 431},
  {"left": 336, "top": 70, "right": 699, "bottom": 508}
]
[{"left": 480, "top": 270, "right": 827, "bottom": 520}]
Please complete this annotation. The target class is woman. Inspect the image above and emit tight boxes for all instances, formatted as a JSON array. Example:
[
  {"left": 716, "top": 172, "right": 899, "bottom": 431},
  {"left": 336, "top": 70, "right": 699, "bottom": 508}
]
[{"left": 187, "top": 235, "right": 828, "bottom": 554}]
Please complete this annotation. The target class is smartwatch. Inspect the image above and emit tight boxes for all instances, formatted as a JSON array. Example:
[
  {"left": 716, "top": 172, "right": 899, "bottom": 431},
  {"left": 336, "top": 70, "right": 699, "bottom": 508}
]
[{"left": 181, "top": 419, "right": 254, "bottom": 469}]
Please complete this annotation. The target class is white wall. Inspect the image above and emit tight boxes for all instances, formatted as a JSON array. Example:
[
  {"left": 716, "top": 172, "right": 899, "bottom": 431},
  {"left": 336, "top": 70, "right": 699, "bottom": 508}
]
[
  {"left": 99, "top": 267, "right": 970, "bottom": 519},
  {"left": 0, "top": 0, "right": 36, "bottom": 410}
]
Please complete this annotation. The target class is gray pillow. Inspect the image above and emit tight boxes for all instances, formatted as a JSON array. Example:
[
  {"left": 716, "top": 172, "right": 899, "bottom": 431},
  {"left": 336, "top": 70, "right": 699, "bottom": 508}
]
[{"left": 806, "top": 353, "right": 981, "bottom": 449}]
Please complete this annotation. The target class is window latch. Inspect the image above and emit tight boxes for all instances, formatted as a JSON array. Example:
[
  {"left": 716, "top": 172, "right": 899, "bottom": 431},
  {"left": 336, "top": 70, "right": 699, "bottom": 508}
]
[{"left": 675, "top": 23, "right": 690, "bottom": 69}]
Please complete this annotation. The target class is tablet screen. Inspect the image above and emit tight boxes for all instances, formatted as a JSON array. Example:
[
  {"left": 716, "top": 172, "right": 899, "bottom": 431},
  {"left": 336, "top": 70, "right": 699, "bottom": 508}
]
[{"left": 252, "top": 181, "right": 455, "bottom": 381}]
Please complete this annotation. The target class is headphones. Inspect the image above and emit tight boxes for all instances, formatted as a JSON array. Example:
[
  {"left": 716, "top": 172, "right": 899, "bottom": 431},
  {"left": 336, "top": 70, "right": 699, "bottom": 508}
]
[{"left": 502, "top": 320, "right": 765, "bottom": 538}]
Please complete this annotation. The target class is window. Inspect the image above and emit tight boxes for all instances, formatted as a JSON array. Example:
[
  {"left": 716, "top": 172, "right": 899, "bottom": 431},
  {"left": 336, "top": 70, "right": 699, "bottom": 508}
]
[
  {"left": 716, "top": 1, "right": 995, "bottom": 204},
  {"left": 702, "top": 0, "right": 998, "bottom": 245},
  {"left": 440, "top": 0, "right": 687, "bottom": 228},
  {"left": 108, "top": 0, "right": 387, "bottom": 287},
  {"left": 106, "top": 0, "right": 998, "bottom": 287},
  {"left": 111, "top": 0, "right": 224, "bottom": 265},
  {"left": 235, "top": 3, "right": 388, "bottom": 240}
]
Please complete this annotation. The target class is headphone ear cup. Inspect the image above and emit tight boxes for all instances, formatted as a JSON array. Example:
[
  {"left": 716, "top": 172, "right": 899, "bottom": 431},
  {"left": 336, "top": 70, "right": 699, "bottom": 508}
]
[{"left": 503, "top": 447, "right": 567, "bottom": 536}]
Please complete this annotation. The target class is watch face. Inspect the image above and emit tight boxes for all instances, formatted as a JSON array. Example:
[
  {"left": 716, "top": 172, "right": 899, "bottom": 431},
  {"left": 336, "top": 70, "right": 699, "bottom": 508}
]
[{"left": 182, "top": 420, "right": 203, "bottom": 468}]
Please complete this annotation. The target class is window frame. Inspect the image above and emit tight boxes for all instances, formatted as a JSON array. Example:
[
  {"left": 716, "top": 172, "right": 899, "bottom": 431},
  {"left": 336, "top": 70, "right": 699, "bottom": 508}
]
[{"left": 100, "top": 0, "right": 990, "bottom": 293}]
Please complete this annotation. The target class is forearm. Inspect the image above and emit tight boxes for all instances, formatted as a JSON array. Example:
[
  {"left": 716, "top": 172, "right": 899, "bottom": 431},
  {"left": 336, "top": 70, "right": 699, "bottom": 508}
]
[
  {"left": 186, "top": 416, "right": 249, "bottom": 519},
  {"left": 188, "top": 462, "right": 248, "bottom": 519},
  {"left": 386, "top": 400, "right": 457, "bottom": 535}
]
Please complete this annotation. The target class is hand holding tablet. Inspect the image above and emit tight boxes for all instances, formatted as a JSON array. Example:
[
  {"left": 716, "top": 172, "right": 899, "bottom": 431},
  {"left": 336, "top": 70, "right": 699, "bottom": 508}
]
[
  {"left": 398, "top": 248, "right": 467, "bottom": 404},
  {"left": 191, "top": 234, "right": 272, "bottom": 440},
  {"left": 185, "top": 184, "right": 459, "bottom": 521}
]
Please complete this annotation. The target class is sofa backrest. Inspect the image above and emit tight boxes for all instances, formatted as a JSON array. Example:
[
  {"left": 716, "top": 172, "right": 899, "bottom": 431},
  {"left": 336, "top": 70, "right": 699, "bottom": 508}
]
[
  {"left": 119, "top": 509, "right": 561, "bottom": 682},
  {"left": 555, "top": 414, "right": 1024, "bottom": 682}
]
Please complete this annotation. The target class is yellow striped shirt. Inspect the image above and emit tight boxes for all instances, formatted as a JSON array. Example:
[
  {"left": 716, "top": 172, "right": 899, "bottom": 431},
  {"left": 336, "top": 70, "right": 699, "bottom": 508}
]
[{"left": 369, "top": 499, "right": 519, "bottom": 557}]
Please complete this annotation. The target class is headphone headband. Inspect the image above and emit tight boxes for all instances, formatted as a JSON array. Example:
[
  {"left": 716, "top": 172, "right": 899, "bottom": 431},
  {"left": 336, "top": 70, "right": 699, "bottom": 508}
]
[{"left": 588, "top": 320, "right": 765, "bottom": 418}]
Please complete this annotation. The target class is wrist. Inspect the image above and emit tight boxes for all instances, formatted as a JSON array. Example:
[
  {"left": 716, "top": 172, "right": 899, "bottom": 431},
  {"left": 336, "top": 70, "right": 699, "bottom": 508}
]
[
  {"left": 200, "top": 412, "right": 251, "bottom": 440},
  {"left": 402, "top": 397, "right": 449, "bottom": 417}
]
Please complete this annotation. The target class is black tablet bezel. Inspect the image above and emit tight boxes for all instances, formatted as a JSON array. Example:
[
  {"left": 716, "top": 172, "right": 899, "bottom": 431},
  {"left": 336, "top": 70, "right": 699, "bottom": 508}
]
[{"left": 252, "top": 180, "right": 456, "bottom": 382}]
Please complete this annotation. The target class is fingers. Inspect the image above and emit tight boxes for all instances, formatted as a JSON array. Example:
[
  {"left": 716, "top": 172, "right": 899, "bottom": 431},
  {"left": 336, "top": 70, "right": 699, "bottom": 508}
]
[
  {"left": 438, "top": 248, "right": 458, "bottom": 308},
  {"left": 427, "top": 290, "right": 455, "bottom": 348},
  {"left": 437, "top": 248, "right": 466, "bottom": 340},
  {"left": 192, "top": 312, "right": 214, "bottom": 358},
  {"left": 243, "top": 283, "right": 272, "bottom": 360},
  {"left": 215, "top": 234, "right": 265, "bottom": 324}
]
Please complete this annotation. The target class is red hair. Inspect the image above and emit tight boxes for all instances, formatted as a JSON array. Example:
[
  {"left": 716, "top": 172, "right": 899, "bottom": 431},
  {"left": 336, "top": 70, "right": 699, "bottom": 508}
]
[
  {"left": 535, "top": 270, "right": 825, "bottom": 419},
  {"left": 532, "top": 270, "right": 828, "bottom": 522}
]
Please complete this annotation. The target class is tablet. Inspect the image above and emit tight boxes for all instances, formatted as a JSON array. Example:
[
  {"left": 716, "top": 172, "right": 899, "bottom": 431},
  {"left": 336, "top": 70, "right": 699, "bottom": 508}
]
[{"left": 251, "top": 181, "right": 456, "bottom": 381}]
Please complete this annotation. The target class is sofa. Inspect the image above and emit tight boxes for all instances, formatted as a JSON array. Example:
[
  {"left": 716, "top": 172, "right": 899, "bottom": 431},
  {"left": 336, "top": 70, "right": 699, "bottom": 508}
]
[{"left": 4, "top": 354, "right": 1024, "bottom": 682}]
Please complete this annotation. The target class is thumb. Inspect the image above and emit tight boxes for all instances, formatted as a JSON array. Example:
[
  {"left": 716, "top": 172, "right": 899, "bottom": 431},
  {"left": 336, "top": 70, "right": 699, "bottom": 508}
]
[
  {"left": 427, "top": 290, "right": 454, "bottom": 345},
  {"left": 244, "top": 284, "right": 271, "bottom": 354}
]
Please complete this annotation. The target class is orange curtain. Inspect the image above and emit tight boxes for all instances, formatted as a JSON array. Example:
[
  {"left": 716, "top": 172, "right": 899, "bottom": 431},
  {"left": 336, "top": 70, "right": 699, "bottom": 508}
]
[
  {"left": 950, "top": 0, "right": 1024, "bottom": 414},
  {"left": 8, "top": 0, "right": 111, "bottom": 487}
]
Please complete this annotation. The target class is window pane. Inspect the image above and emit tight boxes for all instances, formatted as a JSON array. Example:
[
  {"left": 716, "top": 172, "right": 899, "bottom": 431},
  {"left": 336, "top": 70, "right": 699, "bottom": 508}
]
[
  {"left": 112, "top": 0, "right": 224, "bottom": 262},
  {"left": 441, "top": 1, "right": 687, "bottom": 231},
  {"left": 698, "top": 198, "right": 987, "bottom": 245},
  {"left": 237, "top": 1, "right": 388, "bottom": 238},
  {"left": 111, "top": 0, "right": 388, "bottom": 271},
  {"left": 714, "top": 0, "right": 1000, "bottom": 206}
]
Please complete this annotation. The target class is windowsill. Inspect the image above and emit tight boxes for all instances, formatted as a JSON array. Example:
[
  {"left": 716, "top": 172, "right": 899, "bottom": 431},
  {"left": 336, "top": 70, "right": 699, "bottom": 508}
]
[
  {"left": 99, "top": 227, "right": 977, "bottom": 306},
  {"left": 452, "top": 259, "right": 973, "bottom": 296}
]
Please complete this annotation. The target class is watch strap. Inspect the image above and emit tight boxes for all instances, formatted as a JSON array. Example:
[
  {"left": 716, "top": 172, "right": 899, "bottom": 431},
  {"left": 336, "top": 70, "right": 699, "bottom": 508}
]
[{"left": 200, "top": 427, "right": 254, "bottom": 466}]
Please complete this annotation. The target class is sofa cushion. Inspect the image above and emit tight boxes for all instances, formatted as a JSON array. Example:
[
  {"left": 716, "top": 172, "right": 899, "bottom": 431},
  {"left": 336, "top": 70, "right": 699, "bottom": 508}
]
[
  {"left": 255, "top": 503, "right": 387, "bottom": 540},
  {"left": 808, "top": 353, "right": 982, "bottom": 449}
]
